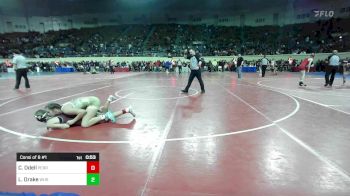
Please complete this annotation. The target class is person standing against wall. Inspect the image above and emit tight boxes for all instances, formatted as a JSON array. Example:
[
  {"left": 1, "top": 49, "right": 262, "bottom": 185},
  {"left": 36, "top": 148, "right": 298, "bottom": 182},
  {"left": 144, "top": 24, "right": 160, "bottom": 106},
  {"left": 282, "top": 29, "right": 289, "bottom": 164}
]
[
  {"left": 271, "top": 59, "right": 277, "bottom": 75},
  {"left": 108, "top": 60, "right": 115, "bottom": 74},
  {"left": 342, "top": 59, "right": 349, "bottom": 85},
  {"left": 177, "top": 60, "right": 183, "bottom": 74},
  {"left": 260, "top": 55, "right": 269, "bottom": 77},
  {"left": 236, "top": 54, "right": 244, "bottom": 79},
  {"left": 12, "top": 50, "right": 30, "bottom": 90}
]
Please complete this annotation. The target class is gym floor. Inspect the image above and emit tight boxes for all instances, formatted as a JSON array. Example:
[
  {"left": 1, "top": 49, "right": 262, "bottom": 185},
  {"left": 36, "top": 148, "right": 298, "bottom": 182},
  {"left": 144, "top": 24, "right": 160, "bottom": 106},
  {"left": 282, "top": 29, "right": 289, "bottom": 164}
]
[{"left": 0, "top": 71, "right": 350, "bottom": 196}]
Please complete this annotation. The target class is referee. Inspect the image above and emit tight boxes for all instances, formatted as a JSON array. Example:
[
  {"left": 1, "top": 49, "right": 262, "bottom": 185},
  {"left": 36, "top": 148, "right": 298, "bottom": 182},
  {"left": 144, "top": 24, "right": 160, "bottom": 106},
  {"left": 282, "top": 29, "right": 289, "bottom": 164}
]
[
  {"left": 325, "top": 50, "right": 340, "bottom": 87},
  {"left": 181, "top": 49, "right": 205, "bottom": 94},
  {"left": 260, "top": 55, "right": 269, "bottom": 77},
  {"left": 12, "top": 50, "right": 30, "bottom": 89}
]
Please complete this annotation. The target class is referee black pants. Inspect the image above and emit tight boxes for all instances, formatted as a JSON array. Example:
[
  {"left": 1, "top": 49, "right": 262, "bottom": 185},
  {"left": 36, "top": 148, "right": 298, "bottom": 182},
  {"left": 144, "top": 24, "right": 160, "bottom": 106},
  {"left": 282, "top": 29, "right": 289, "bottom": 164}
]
[
  {"left": 15, "top": 68, "right": 30, "bottom": 89},
  {"left": 261, "top": 65, "right": 268, "bottom": 77},
  {"left": 184, "top": 69, "right": 205, "bottom": 92},
  {"left": 109, "top": 66, "right": 114, "bottom": 74},
  {"left": 325, "top": 65, "right": 338, "bottom": 86}
]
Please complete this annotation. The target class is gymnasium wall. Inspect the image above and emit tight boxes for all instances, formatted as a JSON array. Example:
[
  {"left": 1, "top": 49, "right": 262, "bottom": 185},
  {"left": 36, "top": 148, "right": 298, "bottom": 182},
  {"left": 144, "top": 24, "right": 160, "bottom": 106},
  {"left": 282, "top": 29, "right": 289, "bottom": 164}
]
[{"left": 1, "top": 52, "right": 349, "bottom": 64}]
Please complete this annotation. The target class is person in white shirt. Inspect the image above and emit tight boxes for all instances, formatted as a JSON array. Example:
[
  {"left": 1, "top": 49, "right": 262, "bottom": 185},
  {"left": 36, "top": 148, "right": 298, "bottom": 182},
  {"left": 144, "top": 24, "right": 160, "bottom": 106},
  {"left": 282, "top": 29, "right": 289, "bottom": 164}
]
[
  {"left": 325, "top": 50, "right": 340, "bottom": 87},
  {"left": 177, "top": 60, "right": 182, "bottom": 74},
  {"left": 12, "top": 50, "right": 30, "bottom": 89},
  {"left": 212, "top": 60, "right": 218, "bottom": 72},
  {"left": 270, "top": 59, "right": 277, "bottom": 75},
  {"left": 260, "top": 55, "right": 269, "bottom": 77},
  {"left": 181, "top": 49, "right": 205, "bottom": 93}
]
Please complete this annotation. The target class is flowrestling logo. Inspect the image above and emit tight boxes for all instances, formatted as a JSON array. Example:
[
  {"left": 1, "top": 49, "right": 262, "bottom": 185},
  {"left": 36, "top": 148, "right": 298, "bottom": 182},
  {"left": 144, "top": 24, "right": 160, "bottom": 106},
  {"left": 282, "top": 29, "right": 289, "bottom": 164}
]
[{"left": 313, "top": 10, "right": 335, "bottom": 18}]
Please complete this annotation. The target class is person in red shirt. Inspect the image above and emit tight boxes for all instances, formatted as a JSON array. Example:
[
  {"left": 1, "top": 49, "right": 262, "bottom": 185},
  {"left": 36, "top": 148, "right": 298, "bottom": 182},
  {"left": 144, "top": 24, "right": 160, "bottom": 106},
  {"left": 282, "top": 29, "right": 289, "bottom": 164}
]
[{"left": 298, "top": 53, "right": 315, "bottom": 87}]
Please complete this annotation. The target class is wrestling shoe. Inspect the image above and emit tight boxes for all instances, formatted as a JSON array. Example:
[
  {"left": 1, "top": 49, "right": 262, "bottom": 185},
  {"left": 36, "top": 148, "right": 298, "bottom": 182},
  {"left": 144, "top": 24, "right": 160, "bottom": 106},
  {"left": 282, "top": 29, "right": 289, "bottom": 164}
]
[
  {"left": 125, "top": 106, "right": 136, "bottom": 117},
  {"left": 108, "top": 95, "right": 117, "bottom": 102}
]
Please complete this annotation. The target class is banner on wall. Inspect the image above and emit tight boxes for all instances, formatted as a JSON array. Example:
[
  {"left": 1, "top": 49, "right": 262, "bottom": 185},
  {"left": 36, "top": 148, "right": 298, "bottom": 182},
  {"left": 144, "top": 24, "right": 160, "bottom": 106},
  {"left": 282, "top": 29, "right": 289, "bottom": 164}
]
[{"left": 192, "top": 41, "right": 204, "bottom": 45}]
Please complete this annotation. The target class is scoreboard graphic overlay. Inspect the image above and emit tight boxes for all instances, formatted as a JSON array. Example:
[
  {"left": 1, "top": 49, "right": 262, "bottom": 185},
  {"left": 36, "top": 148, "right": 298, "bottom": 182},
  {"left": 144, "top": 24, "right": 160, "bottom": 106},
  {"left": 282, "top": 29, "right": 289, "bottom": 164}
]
[{"left": 16, "top": 153, "right": 100, "bottom": 186}]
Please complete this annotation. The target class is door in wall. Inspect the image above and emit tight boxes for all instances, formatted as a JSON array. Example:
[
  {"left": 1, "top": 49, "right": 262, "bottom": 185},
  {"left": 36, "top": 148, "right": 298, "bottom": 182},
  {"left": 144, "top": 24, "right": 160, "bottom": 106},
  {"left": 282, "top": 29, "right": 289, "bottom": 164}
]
[
  {"left": 6, "top": 21, "right": 13, "bottom": 32},
  {"left": 40, "top": 22, "right": 45, "bottom": 33},
  {"left": 273, "top": 13, "right": 279, "bottom": 26},
  {"left": 52, "top": 20, "right": 59, "bottom": 31},
  {"left": 68, "top": 19, "right": 73, "bottom": 29}
]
